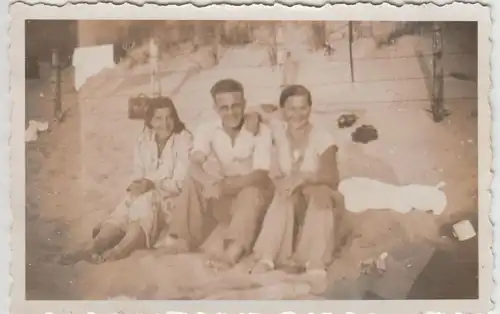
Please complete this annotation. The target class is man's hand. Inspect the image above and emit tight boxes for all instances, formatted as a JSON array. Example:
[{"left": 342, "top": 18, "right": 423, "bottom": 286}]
[
  {"left": 127, "top": 179, "right": 155, "bottom": 198},
  {"left": 244, "top": 112, "right": 261, "bottom": 136},
  {"left": 219, "top": 176, "right": 245, "bottom": 196}
]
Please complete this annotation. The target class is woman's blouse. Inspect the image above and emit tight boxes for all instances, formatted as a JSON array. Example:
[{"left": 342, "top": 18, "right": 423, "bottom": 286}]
[{"left": 131, "top": 129, "right": 193, "bottom": 197}]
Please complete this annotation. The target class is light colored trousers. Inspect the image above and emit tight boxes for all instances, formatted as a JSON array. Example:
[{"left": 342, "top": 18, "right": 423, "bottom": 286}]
[
  {"left": 253, "top": 185, "right": 345, "bottom": 269},
  {"left": 168, "top": 174, "right": 273, "bottom": 253}
]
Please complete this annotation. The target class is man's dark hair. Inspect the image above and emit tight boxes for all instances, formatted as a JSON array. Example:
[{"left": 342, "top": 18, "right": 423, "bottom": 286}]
[
  {"left": 279, "top": 84, "right": 312, "bottom": 108},
  {"left": 210, "top": 79, "right": 245, "bottom": 99}
]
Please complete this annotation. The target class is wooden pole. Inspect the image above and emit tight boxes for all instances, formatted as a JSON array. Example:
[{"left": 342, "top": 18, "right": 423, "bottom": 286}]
[
  {"left": 348, "top": 21, "right": 355, "bottom": 83},
  {"left": 212, "top": 22, "right": 221, "bottom": 66},
  {"left": 50, "top": 49, "right": 62, "bottom": 121},
  {"left": 431, "top": 22, "right": 447, "bottom": 122},
  {"left": 149, "top": 37, "right": 161, "bottom": 97},
  {"left": 270, "top": 22, "right": 278, "bottom": 70},
  {"left": 193, "top": 21, "right": 202, "bottom": 52}
]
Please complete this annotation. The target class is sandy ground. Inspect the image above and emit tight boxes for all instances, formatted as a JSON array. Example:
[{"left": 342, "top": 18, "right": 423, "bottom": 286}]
[{"left": 25, "top": 23, "right": 478, "bottom": 300}]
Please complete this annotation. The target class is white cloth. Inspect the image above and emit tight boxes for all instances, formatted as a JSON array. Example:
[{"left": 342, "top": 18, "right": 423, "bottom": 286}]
[
  {"left": 339, "top": 177, "right": 447, "bottom": 215},
  {"left": 25, "top": 120, "right": 49, "bottom": 142},
  {"left": 72, "top": 44, "right": 115, "bottom": 91},
  {"left": 192, "top": 120, "right": 272, "bottom": 177},
  {"left": 106, "top": 190, "right": 161, "bottom": 248}
]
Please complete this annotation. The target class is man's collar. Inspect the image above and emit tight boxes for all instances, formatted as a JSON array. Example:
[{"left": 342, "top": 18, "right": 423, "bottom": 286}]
[{"left": 215, "top": 119, "right": 245, "bottom": 132}]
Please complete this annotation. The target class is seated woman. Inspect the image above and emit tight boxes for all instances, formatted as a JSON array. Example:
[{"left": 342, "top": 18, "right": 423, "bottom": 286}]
[
  {"left": 250, "top": 85, "right": 344, "bottom": 275},
  {"left": 59, "top": 97, "right": 192, "bottom": 264}
]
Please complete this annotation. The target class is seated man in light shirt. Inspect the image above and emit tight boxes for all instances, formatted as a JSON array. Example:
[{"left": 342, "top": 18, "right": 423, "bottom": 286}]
[{"left": 189, "top": 78, "right": 274, "bottom": 268}]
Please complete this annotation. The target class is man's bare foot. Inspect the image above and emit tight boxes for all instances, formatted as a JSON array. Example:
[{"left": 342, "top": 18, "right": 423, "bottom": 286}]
[
  {"left": 154, "top": 236, "right": 189, "bottom": 254},
  {"left": 281, "top": 259, "right": 305, "bottom": 274},
  {"left": 305, "top": 261, "right": 327, "bottom": 276},
  {"left": 204, "top": 252, "right": 233, "bottom": 272},
  {"left": 225, "top": 242, "right": 244, "bottom": 265},
  {"left": 205, "top": 241, "right": 244, "bottom": 271},
  {"left": 89, "top": 253, "right": 106, "bottom": 264},
  {"left": 250, "top": 259, "right": 275, "bottom": 275},
  {"left": 205, "top": 258, "right": 232, "bottom": 272}
]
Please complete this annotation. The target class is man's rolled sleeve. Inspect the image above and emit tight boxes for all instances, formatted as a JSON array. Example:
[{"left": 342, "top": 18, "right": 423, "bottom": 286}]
[
  {"left": 252, "top": 125, "right": 272, "bottom": 171},
  {"left": 191, "top": 123, "right": 212, "bottom": 159}
]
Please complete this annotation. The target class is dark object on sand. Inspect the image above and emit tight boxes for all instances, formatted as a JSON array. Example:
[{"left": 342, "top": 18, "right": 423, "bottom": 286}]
[
  {"left": 324, "top": 242, "right": 437, "bottom": 300},
  {"left": 337, "top": 114, "right": 358, "bottom": 128},
  {"left": 449, "top": 72, "right": 476, "bottom": 82},
  {"left": 113, "top": 42, "right": 128, "bottom": 65},
  {"left": 128, "top": 93, "right": 151, "bottom": 120},
  {"left": 351, "top": 125, "right": 378, "bottom": 144}
]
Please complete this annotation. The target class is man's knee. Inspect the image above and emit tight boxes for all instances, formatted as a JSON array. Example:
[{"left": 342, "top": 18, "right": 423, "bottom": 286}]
[
  {"left": 234, "top": 186, "right": 268, "bottom": 217},
  {"left": 303, "top": 185, "right": 333, "bottom": 209},
  {"left": 237, "top": 186, "right": 264, "bottom": 202},
  {"left": 331, "top": 190, "right": 345, "bottom": 210}
]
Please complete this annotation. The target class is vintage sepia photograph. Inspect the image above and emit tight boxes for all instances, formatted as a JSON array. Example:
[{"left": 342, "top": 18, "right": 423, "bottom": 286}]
[
  {"left": 23, "top": 18, "right": 482, "bottom": 301},
  {"left": 10, "top": 3, "right": 492, "bottom": 312}
]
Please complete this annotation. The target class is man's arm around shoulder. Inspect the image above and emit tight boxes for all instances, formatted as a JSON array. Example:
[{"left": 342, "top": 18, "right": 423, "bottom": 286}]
[{"left": 188, "top": 122, "right": 220, "bottom": 185}]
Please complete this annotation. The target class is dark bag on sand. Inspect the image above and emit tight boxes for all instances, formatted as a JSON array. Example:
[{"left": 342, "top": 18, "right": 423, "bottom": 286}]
[
  {"left": 128, "top": 93, "right": 150, "bottom": 120},
  {"left": 351, "top": 125, "right": 378, "bottom": 144},
  {"left": 338, "top": 113, "right": 358, "bottom": 128}
]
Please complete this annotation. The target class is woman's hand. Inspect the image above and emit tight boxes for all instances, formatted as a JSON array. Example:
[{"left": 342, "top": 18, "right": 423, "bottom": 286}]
[
  {"left": 127, "top": 179, "right": 155, "bottom": 198},
  {"left": 202, "top": 181, "right": 222, "bottom": 199}
]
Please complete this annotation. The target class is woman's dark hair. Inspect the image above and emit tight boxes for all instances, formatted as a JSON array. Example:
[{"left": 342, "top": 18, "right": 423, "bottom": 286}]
[
  {"left": 144, "top": 96, "right": 186, "bottom": 134},
  {"left": 210, "top": 78, "right": 245, "bottom": 99},
  {"left": 279, "top": 85, "right": 312, "bottom": 108}
]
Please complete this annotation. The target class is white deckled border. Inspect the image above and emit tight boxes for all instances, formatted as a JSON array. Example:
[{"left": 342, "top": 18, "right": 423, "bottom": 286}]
[
  {"left": 2, "top": 3, "right": 11, "bottom": 314},
  {"left": 3, "top": 1, "right": 498, "bottom": 314},
  {"left": 6, "top": 0, "right": 494, "bottom": 6}
]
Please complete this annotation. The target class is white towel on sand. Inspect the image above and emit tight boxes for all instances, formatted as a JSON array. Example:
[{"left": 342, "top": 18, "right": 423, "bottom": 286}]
[{"left": 339, "top": 177, "right": 447, "bottom": 215}]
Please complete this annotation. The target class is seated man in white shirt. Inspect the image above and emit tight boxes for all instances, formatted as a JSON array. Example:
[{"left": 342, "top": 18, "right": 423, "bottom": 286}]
[{"left": 189, "top": 79, "right": 274, "bottom": 268}]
